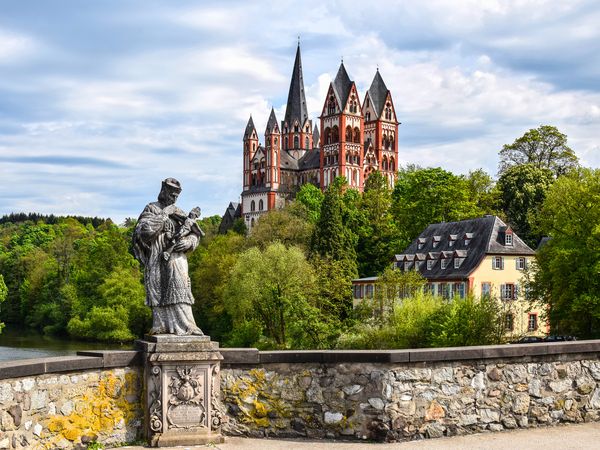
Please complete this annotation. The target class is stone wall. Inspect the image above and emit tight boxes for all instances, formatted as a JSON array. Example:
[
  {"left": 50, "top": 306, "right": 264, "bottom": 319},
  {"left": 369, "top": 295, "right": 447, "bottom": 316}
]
[
  {"left": 0, "top": 352, "right": 142, "bottom": 449},
  {"left": 219, "top": 342, "right": 600, "bottom": 442},
  {"left": 2, "top": 342, "right": 600, "bottom": 448}
]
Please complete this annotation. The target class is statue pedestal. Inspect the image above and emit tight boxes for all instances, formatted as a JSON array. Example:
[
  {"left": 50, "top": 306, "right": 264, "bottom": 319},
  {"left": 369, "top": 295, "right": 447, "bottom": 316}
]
[{"left": 136, "top": 335, "right": 224, "bottom": 447}]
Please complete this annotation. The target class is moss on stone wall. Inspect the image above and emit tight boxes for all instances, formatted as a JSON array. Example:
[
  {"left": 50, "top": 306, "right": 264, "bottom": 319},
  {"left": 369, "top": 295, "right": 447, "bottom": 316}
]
[{"left": 44, "top": 371, "right": 141, "bottom": 447}]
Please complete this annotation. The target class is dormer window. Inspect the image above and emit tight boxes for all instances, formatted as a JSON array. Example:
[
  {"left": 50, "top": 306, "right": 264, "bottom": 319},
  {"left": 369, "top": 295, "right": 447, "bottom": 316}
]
[
  {"left": 433, "top": 236, "right": 441, "bottom": 248},
  {"left": 427, "top": 260, "right": 434, "bottom": 270},
  {"left": 448, "top": 241, "right": 454, "bottom": 247},
  {"left": 505, "top": 232, "right": 513, "bottom": 246},
  {"left": 417, "top": 237, "right": 426, "bottom": 250},
  {"left": 441, "top": 259, "right": 449, "bottom": 269},
  {"left": 404, "top": 262, "right": 411, "bottom": 271},
  {"left": 464, "top": 232, "right": 474, "bottom": 246}
]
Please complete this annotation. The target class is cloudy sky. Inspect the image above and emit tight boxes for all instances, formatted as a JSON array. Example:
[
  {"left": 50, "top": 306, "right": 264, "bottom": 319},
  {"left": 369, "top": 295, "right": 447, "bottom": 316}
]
[{"left": 1, "top": 0, "right": 599, "bottom": 223}]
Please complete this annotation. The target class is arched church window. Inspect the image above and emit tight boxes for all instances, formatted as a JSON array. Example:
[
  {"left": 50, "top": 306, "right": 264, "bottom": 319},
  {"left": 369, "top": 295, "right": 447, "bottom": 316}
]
[
  {"left": 294, "top": 136, "right": 299, "bottom": 148},
  {"left": 353, "top": 127, "right": 360, "bottom": 143},
  {"left": 328, "top": 95, "right": 336, "bottom": 115},
  {"left": 332, "top": 126, "right": 339, "bottom": 143},
  {"left": 251, "top": 200, "right": 255, "bottom": 212},
  {"left": 259, "top": 199, "right": 264, "bottom": 211},
  {"left": 365, "top": 112, "right": 371, "bottom": 121},
  {"left": 305, "top": 136, "right": 309, "bottom": 150},
  {"left": 324, "top": 127, "right": 331, "bottom": 145},
  {"left": 345, "top": 126, "right": 352, "bottom": 141}
]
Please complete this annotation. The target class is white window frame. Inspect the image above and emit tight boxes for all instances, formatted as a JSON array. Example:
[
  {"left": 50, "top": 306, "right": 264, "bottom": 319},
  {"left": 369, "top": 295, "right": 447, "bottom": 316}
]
[
  {"left": 505, "top": 233, "right": 513, "bottom": 246},
  {"left": 481, "top": 282, "right": 491, "bottom": 298},
  {"left": 404, "top": 261, "right": 411, "bottom": 271},
  {"left": 493, "top": 256, "right": 504, "bottom": 270},
  {"left": 441, "top": 259, "right": 448, "bottom": 269},
  {"left": 516, "top": 257, "right": 526, "bottom": 270},
  {"left": 427, "top": 260, "right": 434, "bottom": 270},
  {"left": 528, "top": 313, "right": 538, "bottom": 331},
  {"left": 501, "top": 283, "right": 515, "bottom": 300}
]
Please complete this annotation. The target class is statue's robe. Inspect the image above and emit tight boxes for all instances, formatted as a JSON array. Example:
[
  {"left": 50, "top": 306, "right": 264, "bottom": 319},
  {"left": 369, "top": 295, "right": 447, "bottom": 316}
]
[{"left": 133, "top": 201, "right": 202, "bottom": 335}]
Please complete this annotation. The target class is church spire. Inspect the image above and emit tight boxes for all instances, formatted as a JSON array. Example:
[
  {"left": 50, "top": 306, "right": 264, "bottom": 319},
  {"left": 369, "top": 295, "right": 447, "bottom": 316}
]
[{"left": 283, "top": 44, "right": 309, "bottom": 127}]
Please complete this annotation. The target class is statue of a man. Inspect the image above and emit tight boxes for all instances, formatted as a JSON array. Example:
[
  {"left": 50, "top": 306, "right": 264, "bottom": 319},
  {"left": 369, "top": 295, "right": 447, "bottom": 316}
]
[{"left": 133, "top": 178, "right": 204, "bottom": 335}]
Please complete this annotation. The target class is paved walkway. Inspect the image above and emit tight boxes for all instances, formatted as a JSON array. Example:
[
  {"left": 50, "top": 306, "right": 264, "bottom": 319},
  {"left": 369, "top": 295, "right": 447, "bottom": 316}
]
[{"left": 119, "top": 422, "right": 600, "bottom": 449}]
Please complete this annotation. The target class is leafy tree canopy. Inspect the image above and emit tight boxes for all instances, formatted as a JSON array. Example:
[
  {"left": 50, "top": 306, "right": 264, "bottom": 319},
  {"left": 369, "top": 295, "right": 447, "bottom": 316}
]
[
  {"left": 526, "top": 168, "right": 600, "bottom": 338},
  {"left": 496, "top": 163, "right": 554, "bottom": 246},
  {"left": 392, "top": 166, "right": 482, "bottom": 246},
  {"left": 498, "top": 125, "right": 578, "bottom": 177}
]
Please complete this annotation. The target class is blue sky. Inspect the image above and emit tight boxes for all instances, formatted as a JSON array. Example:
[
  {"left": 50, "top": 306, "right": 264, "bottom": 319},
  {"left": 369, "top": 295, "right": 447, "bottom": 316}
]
[{"left": 1, "top": 0, "right": 599, "bottom": 223}]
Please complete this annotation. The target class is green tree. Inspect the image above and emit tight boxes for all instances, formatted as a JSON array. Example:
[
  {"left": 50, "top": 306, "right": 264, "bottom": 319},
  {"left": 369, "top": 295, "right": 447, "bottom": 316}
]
[
  {"left": 392, "top": 166, "right": 482, "bottom": 245},
  {"left": 499, "top": 125, "right": 578, "bottom": 176},
  {"left": 466, "top": 169, "right": 501, "bottom": 215},
  {"left": 247, "top": 206, "right": 313, "bottom": 253},
  {"left": 223, "top": 243, "right": 325, "bottom": 349},
  {"left": 310, "top": 177, "right": 358, "bottom": 272},
  {"left": 526, "top": 168, "right": 600, "bottom": 338},
  {"left": 0, "top": 274, "right": 7, "bottom": 333},
  {"left": 357, "top": 171, "right": 398, "bottom": 276},
  {"left": 190, "top": 233, "right": 245, "bottom": 342},
  {"left": 496, "top": 164, "right": 554, "bottom": 246},
  {"left": 372, "top": 267, "right": 426, "bottom": 320},
  {"left": 296, "top": 183, "right": 324, "bottom": 223}
]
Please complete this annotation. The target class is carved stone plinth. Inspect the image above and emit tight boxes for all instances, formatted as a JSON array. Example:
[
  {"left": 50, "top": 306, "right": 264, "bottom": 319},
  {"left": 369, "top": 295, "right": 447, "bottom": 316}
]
[{"left": 136, "top": 335, "right": 224, "bottom": 447}]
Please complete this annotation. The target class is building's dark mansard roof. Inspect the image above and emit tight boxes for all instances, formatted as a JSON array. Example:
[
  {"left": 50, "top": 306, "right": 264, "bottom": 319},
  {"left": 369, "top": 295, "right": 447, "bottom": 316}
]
[
  {"left": 266, "top": 108, "right": 279, "bottom": 134},
  {"left": 283, "top": 44, "right": 309, "bottom": 128},
  {"left": 312, "top": 124, "right": 320, "bottom": 146},
  {"left": 332, "top": 62, "right": 353, "bottom": 109},
  {"left": 395, "top": 216, "right": 535, "bottom": 280},
  {"left": 368, "top": 70, "right": 390, "bottom": 117},
  {"left": 244, "top": 116, "right": 257, "bottom": 139}
]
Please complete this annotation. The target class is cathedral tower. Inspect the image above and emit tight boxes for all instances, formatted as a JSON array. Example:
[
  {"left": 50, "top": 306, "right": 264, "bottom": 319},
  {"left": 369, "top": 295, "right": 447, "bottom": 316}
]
[
  {"left": 264, "top": 108, "right": 281, "bottom": 209},
  {"left": 362, "top": 70, "right": 399, "bottom": 187},
  {"left": 319, "top": 62, "right": 364, "bottom": 190},
  {"left": 281, "top": 44, "right": 313, "bottom": 160},
  {"left": 243, "top": 116, "right": 258, "bottom": 191}
]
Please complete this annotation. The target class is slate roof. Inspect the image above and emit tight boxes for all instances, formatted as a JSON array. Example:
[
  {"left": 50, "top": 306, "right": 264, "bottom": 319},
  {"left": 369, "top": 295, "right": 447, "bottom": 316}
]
[
  {"left": 299, "top": 149, "right": 321, "bottom": 170},
  {"left": 283, "top": 45, "right": 309, "bottom": 127},
  {"left": 224, "top": 202, "right": 240, "bottom": 220},
  {"left": 265, "top": 108, "right": 279, "bottom": 134},
  {"left": 368, "top": 70, "right": 389, "bottom": 117},
  {"left": 332, "top": 62, "right": 352, "bottom": 109},
  {"left": 395, "top": 216, "right": 535, "bottom": 280},
  {"left": 243, "top": 116, "right": 257, "bottom": 139},
  {"left": 313, "top": 124, "right": 320, "bottom": 147},
  {"left": 280, "top": 150, "right": 299, "bottom": 170}
]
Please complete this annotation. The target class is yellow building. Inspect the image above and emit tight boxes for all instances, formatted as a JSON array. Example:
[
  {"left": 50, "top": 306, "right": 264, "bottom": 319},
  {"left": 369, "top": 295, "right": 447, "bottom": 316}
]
[{"left": 353, "top": 215, "right": 546, "bottom": 338}]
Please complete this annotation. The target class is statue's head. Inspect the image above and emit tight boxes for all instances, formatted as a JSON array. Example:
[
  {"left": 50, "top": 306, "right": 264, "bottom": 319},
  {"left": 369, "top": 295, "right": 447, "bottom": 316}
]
[{"left": 158, "top": 178, "right": 182, "bottom": 206}]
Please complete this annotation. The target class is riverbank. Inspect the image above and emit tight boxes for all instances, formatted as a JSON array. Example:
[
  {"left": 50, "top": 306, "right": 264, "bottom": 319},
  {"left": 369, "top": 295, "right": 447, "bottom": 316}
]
[{"left": 0, "top": 325, "right": 131, "bottom": 361}]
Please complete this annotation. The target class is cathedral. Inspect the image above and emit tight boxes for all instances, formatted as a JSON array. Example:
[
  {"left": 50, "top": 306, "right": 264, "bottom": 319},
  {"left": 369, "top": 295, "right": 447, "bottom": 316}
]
[{"left": 240, "top": 44, "right": 399, "bottom": 228}]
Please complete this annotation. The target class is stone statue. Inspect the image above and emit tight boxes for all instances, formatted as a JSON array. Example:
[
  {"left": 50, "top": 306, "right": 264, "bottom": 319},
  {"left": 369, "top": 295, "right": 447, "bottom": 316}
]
[{"left": 133, "top": 178, "right": 205, "bottom": 335}]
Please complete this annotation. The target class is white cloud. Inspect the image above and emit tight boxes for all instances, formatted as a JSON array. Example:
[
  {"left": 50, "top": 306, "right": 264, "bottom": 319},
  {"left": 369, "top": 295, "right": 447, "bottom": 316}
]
[{"left": 0, "top": 28, "right": 36, "bottom": 63}]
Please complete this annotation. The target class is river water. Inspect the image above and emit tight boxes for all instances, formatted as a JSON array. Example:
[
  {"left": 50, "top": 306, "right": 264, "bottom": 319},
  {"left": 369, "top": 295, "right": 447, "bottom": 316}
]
[{"left": 0, "top": 326, "right": 132, "bottom": 362}]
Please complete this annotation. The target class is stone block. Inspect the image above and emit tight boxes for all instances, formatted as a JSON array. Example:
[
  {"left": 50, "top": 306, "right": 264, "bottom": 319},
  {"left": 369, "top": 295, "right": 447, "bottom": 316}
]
[
  {"left": 43, "top": 356, "right": 103, "bottom": 373},
  {"left": 0, "top": 360, "right": 46, "bottom": 381},
  {"left": 410, "top": 346, "right": 484, "bottom": 362},
  {"left": 220, "top": 348, "right": 260, "bottom": 365},
  {"left": 76, "top": 350, "right": 142, "bottom": 367}
]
